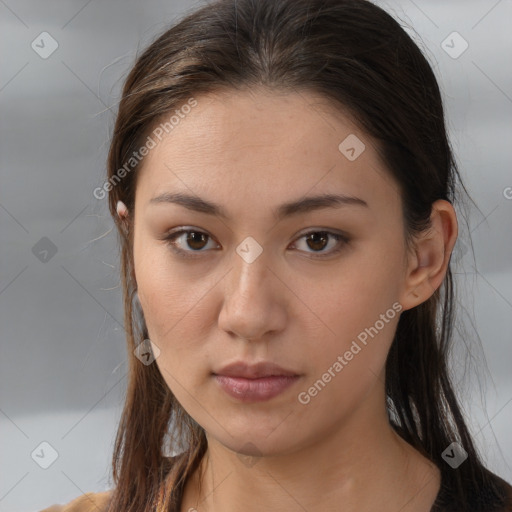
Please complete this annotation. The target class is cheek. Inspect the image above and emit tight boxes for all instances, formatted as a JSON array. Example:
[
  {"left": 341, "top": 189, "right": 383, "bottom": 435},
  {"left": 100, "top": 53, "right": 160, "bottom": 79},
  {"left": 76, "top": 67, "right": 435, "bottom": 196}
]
[
  {"left": 295, "top": 288, "right": 399, "bottom": 423},
  {"left": 303, "top": 248, "right": 401, "bottom": 341},
  {"left": 300, "top": 282, "right": 399, "bottom": 380},
  {"left": 136, "top": 263, "right": 211, "bottom": 405},
  {"left": 134, "top": 232, "right": 198, "bottom": 329},
  {"left": 293, "top": 251, "right": 402, "bottom": 403},
  {"left": 133, "top": 240, "right": 221, "bottom": 394},
  {"left": 138, "top": 270, "right": 211, "bottom": 353}
]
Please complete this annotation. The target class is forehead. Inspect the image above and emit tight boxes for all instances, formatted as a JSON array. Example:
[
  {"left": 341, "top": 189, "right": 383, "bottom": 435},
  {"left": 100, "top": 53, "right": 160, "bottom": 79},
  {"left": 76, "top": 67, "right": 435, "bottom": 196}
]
[{"left": 135, "top": 88, "right": 398, "bottom": 214}]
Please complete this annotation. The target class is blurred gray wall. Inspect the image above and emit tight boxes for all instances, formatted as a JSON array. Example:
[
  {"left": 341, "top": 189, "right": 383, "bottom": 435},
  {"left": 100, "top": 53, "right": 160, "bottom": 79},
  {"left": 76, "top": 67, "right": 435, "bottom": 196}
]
[{"left": 0, "top": 1, "right": 511, "bottom": 510}]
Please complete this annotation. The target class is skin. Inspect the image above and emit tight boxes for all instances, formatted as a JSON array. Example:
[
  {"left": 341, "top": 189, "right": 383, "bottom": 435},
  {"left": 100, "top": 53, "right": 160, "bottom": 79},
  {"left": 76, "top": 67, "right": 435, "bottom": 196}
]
[{"left": 122, "top": 88, "right": 458, "bottom": 511}]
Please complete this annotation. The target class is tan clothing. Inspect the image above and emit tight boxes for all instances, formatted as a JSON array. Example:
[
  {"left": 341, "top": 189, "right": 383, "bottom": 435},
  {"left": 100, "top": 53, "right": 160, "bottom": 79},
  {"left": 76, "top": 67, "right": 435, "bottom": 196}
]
[{"left": 39, "top": 490, "right": 113, "bottom": 512}]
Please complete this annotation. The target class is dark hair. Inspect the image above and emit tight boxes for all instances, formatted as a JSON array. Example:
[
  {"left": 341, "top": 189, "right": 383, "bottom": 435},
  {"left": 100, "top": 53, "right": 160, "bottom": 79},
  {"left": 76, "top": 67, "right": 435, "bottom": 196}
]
[{"left": 106, "top": 0, "right": 495, "bottom": 510}]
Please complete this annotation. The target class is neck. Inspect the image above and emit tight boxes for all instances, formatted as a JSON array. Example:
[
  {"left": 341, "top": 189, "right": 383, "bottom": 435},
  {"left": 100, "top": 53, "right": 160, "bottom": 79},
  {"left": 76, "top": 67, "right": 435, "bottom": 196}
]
[{"left": 180, "top": 388, "right": 440, "bottom": 512}]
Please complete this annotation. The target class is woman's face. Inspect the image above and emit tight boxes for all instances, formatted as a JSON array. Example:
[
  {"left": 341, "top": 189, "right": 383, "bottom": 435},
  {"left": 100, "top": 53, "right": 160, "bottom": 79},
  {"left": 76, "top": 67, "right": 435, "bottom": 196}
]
[{"left": 132, "top": 89, "right": 413, "bottom": 457}]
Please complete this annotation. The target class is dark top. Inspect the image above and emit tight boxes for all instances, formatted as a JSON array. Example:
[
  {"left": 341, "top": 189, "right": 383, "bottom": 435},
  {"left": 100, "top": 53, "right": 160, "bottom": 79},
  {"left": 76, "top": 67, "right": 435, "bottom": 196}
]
[{"left": 430, "top": 466, "right": 512, "bottom": 511}]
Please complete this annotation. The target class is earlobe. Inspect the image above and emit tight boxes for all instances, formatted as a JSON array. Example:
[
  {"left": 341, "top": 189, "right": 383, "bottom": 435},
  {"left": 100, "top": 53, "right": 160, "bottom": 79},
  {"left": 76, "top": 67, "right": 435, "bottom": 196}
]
[
  {"left": 399, "top": 200, "right": 458, "bottom": 311},
  {"left": 116, "top": 201, "right": 131, "bottom": 235},
  {"left": 117, "top": 200, "right": 129, "bottom": 219}
]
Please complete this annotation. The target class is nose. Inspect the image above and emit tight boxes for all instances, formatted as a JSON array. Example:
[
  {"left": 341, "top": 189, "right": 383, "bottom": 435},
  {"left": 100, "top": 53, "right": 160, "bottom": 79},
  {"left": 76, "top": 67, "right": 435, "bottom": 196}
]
[{"left": 217, "top": 251, "right": 287, "bottom": 342}]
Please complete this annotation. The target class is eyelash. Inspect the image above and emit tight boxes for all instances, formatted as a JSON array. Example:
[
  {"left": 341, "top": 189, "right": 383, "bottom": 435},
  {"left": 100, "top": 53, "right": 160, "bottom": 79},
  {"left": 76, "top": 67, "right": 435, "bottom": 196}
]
[{"left": 162, "top": 228, "right": 350, "bottom": 260}]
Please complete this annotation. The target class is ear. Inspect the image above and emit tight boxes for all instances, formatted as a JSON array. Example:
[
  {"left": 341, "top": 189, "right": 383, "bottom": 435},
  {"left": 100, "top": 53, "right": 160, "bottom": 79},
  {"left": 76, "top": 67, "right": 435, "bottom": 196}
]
[
  {"left": 116, "top": 200, "right": 130, "bottom": 233},
  {"left": 116, "top": 200, "right": 136, "bottom": 284},
  {"left": 399, "top": 199, "right": 458, "bottom": 311},
  {"left": 116, "top": 200, "right": 129, "bottom": 221}
]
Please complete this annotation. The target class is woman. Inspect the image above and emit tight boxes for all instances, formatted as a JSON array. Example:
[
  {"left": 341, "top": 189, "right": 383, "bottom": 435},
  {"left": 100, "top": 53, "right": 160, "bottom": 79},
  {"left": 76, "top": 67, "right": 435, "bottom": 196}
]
[{"left": 41, "top": 0, "right": 512, "bottom": 510}]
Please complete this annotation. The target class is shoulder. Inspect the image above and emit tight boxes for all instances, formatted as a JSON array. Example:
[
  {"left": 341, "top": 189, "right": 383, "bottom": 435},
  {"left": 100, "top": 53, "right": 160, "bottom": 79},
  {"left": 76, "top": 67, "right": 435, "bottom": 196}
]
[
  {"left": 39, "top": 490, "right": 113, "bottom": 512},
  {"left": 470, "top": 470, "right": 512, "bottom": 511},
  {"left": 491, "top": 473, "right": 512, "bottom": 511},
  {"left": 433, "top": 468, "right": 512, "bottom": 511}
]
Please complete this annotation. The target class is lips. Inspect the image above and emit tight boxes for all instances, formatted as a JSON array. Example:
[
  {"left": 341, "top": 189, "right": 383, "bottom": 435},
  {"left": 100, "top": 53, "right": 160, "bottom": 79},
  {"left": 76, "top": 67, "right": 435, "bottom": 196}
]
[
  {"left": 212, "top": 361, "right": 301, "bottom": 402},
  {"left": 212, "top": 361, "right": 299, "bottom": 379}
]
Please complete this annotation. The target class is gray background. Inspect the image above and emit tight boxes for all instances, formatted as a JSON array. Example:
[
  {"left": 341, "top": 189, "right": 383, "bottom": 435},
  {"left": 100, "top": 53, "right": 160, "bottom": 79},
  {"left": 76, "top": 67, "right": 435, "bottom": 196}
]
[{"left": 0, "top": 1, "right": 511, "bottom": 511}]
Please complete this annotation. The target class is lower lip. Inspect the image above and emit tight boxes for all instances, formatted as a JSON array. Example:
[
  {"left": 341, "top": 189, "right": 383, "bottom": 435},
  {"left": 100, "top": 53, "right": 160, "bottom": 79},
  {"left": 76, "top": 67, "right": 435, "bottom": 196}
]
[{"left": 213, "top": 375, "right": 300, "bottom": 402}]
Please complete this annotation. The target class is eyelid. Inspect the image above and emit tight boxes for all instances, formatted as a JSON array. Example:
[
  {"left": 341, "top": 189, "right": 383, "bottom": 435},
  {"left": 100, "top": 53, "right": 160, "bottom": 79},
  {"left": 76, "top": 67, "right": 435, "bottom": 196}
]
[
  {"left": 162, "top": 226, "right": 350, "bottom": 259},
  {"left": 162, "top": 227, "right": 220, "bottom": 259},
  {"left": 291, "top": 229, "right": 349, "bottom": 259}
]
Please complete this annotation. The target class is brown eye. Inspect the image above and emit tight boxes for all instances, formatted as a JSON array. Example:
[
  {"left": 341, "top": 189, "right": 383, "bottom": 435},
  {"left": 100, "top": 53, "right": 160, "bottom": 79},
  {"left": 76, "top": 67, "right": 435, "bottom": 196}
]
[
  {"left": 292, "top": 231, "right": 349, "bottom": 258},
  {"left": 182, "top": 231, "right": 209, "bottom": 250},
  {"left": 305, "top": 232, "right": 329, "bottom": 251},
  {"left": 164, "top": 229, "right": 219, "bottom": 259}
]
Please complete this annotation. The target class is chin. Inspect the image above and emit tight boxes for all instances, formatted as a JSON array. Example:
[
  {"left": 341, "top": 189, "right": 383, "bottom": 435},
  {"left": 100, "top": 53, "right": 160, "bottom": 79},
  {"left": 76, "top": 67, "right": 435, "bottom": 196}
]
[{"left": 206, "top": 423, "right": 304, "bottom": 459}]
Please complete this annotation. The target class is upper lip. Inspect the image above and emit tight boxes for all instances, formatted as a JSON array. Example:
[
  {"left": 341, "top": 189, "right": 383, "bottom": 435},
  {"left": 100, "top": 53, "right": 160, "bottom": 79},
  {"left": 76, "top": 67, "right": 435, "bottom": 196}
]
[{"left": 213, "top": 361, "right": 299, "bottom": 379}]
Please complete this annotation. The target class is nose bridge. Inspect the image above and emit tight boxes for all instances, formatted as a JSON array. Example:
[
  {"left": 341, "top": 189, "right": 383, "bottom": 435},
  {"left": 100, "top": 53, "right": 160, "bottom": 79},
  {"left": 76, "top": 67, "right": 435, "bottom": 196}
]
[
  {"left": 228, "top": 244, "right": 270, "bottom": 306},
  {"left": 218, "top": 243, "right": 285, "bottom": 340},
  {"left": 229, "top": 232, "right": 271, "bottom": 292}
]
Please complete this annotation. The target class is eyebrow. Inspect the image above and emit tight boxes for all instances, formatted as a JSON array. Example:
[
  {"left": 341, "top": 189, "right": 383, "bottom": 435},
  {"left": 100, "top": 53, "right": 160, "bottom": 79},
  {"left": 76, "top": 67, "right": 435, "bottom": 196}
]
[{"left": 149, "top": 191, "right": 368, "bottom": 221}]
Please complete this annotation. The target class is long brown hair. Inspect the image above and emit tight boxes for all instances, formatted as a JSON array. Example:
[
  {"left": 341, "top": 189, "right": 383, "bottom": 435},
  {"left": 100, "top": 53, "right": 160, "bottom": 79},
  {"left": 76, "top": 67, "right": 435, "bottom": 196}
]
[{"left": 106, "top": 0, "right": 493, "bottom": 510}]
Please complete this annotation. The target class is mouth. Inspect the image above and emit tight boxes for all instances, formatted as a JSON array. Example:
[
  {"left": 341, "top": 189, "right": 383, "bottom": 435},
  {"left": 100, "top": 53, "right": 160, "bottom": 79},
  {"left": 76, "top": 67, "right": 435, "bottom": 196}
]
[{"left": 212, "top": 361, "right": 301, "bottom": 402}]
